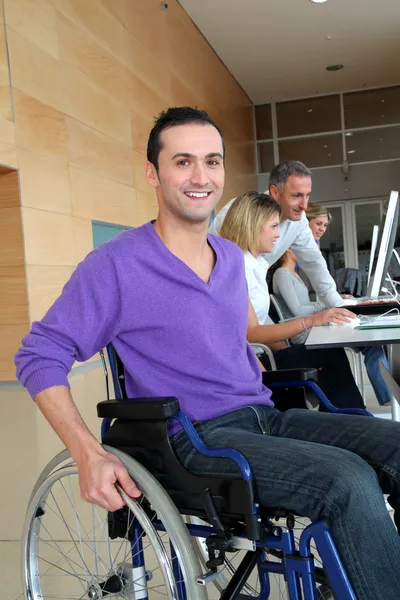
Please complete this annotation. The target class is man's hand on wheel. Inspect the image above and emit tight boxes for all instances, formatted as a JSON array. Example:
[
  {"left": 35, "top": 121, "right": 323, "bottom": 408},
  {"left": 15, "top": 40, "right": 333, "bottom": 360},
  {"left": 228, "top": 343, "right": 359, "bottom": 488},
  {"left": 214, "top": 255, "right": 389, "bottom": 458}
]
[{"left": 76, "top": 447, "right": 141, "bottom": 511}]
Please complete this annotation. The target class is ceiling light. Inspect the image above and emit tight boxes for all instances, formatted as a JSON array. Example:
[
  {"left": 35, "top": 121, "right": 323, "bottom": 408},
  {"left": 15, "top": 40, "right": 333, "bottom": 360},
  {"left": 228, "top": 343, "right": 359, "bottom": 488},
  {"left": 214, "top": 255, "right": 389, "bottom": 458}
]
[
  {"left": 347, "top": 150, "right": 356, "bottom": 154},
  {"left": 311, "top": 0, "right": 328, "bottom": 3}
]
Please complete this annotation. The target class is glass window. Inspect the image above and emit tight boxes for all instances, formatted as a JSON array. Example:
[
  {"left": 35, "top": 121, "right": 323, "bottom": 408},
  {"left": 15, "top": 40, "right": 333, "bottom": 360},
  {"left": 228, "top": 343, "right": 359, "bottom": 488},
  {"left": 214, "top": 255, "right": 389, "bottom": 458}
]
[
  {"left": 258, "top": 142, "right": 275, "bottom": 173},
  {"left": 276, "top": 95, "right": 341, "bottom": 137},
  {"left": 354, "top": 202, "right": 381, "bottom": 278},
  {"left": 279, "top": 134, "right": 342, "bottom": 168},
  {"left": 346, "top": 126, "right": 400, "bottom": 163},
  {"left": 344, "top": 86, "right": 400, "bottom": 129},
  {"left": 320, "top": 206, "right": 345, "bottom": 274},
  {"left": 255, "top": 104, "right": 273, "bottom": 140},
  {"left": 92, "top": 221, "right": 132, "bottom": 249}
]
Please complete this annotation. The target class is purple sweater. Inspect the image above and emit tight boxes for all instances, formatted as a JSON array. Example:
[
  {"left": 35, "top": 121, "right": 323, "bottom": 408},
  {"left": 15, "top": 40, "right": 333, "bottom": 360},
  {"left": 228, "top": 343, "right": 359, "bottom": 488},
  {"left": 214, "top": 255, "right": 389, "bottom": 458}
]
[{"left": 15, "top": 222, "right": 273, "bottom": 432}]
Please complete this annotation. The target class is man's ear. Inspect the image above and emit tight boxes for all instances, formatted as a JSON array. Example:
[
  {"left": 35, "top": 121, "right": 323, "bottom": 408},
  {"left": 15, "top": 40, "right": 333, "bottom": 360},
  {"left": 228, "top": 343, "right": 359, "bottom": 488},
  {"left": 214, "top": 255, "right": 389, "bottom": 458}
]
[
  {"left": 269, "top": 184, "right": 279, "bottom": 201},
  {"left": 145, "top": 161, "right": 159, "bottom": 188}
]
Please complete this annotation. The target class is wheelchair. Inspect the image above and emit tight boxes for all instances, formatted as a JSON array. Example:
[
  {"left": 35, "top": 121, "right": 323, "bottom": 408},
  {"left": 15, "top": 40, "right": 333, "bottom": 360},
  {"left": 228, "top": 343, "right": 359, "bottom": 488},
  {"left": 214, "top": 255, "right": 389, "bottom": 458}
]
[{"left": 22, "top": 344, "right": 374, "bottom": 600}]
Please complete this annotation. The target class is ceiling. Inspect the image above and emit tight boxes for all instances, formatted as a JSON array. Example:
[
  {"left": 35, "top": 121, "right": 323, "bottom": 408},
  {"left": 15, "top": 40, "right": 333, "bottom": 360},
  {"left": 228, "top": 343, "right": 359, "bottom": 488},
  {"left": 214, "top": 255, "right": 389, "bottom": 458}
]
[{"left": 179, "top": 0, "right": 400, "bottom": 104}]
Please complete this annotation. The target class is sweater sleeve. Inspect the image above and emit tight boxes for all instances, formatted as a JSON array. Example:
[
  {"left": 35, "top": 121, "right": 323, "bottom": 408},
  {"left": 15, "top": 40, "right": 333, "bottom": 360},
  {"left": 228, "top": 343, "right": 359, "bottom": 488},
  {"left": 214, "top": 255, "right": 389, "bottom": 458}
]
[
  {"left": 15, "top": 245, "right": 123, "bottom": 399},
  {"left": 273, "top": 268, "right": 323, "bottom": 317}
]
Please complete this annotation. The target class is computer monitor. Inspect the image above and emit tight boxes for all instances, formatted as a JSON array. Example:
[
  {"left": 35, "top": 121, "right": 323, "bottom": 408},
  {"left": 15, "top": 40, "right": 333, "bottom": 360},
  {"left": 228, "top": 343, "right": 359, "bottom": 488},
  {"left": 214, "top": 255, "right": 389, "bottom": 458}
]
[
  {"left": 367, "top": 190, "right": 400, "bottom": 299},
  {"left": 367, "top": 224, "right": 379, "bottom": 288}
]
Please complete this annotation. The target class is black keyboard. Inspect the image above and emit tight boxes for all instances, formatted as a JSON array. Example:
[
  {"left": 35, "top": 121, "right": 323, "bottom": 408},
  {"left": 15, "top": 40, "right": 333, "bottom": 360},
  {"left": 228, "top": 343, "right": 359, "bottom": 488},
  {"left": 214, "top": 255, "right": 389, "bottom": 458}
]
[{"left": 348, "top": 298, "right": 399, "bottom": 315}]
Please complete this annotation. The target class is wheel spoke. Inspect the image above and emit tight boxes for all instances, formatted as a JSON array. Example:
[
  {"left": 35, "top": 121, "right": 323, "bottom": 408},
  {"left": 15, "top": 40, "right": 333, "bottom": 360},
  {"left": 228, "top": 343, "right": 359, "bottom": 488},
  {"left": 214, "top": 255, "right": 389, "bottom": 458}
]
[{"left": 24, "top": 463, "right": 202, "bottom": 600}]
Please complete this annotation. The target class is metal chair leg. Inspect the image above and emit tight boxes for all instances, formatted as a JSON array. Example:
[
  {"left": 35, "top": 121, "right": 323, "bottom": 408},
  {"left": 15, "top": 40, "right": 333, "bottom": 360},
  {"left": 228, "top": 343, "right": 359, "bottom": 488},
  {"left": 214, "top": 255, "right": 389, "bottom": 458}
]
[{"left": 358, "top": 353, "right": 366, "bottom": 406}]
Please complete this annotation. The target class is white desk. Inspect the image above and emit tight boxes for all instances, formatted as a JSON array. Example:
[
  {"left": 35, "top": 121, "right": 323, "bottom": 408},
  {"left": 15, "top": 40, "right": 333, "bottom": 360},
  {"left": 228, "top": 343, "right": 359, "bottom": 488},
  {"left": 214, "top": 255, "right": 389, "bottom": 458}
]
[
  {"left": 305, "top": 325, "right": 400, "bottom": 350},
  {"left": 306, "top": 324, "right": 400, "bottom": 420}
]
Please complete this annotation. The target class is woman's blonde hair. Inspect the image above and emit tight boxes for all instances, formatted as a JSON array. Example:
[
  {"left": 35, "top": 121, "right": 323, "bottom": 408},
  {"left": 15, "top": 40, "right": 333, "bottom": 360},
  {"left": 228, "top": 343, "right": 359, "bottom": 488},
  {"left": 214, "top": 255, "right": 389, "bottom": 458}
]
[
  {"left": 220, "top": 191, "right": 281, "bottom": 255},
  {"left": 305, "top": 203, "right": 332, "bottom": 223}
]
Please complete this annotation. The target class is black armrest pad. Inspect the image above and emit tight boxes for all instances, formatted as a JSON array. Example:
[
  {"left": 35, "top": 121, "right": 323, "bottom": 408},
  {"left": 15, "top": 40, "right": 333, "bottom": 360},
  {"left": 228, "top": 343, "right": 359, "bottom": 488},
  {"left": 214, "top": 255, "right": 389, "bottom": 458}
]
[
  {"left": 97, "top": 397, "right": 180, "bottom": 420},
  {"left": 263, "top": 368, "right": 318, "bottom": 384}
]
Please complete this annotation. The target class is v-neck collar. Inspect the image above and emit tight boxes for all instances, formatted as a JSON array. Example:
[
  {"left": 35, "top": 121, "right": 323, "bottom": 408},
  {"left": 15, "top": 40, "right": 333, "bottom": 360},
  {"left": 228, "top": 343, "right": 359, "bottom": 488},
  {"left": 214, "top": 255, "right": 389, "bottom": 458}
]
[{"left": 146, "top": 221, "right": 219, "bottom": 287}]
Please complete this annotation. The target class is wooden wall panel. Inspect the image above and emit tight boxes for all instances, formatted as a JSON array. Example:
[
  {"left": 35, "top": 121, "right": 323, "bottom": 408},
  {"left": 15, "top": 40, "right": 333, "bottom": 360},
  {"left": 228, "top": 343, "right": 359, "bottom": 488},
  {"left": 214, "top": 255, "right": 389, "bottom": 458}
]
[
  {"left": 22, "top": 207, "right": 75, "bottom": 266},
  {"left": 131, "top": 116, "right": 151, "bottom": 156},
  {"left": 0, "top": 87, "right": 13, "bottom": 122},
  {"left": 7, "top": 29, "right": 68, "bottom": 113},
  {"left": 0, "top": 265, "right": 28, "bottom": 324},
  {"left": 26, "top": 264, "right": 75, "bottom": 323},
  {"left": 18, "top": 149, "right": 71, "bottom": 214},
  {"left": 132, "top": 150, "right": 150, "bottom": 193},
  {"left": 57, "top": 14, "right": 130, "bottom": 106},
  {"left": 47, "top": 0, "right": 127, "bottom": 64},
  {"left": 137, "top": 189, "right": 158, "bottom": 224},
  {"left": 0, "top": 24, "right": 13, "bottom": 122},
  {"left": 124, "top": 0, "right": 168, "bottom": 62},
  {"left": 67, "top": 118, "right": 133, "bottom": 186},
  {"left": 0, "top": 170, "right": 19, "bottom": 207},
  {"left": 0, "top": 206, "right": 25, "bottom": 266},
  {"left": 0, "top": 115, "right": 16, "bottom": 146},
  {"left": 0, "top": 324, "right": 29, "bottom": 379},
  {"left": 0, "top": 140, "right": 18, "bottom": 167},
  {"left": 4, "top": 0, "right": 59, "bottom": 59},
  {"left": 0, "top": 0, "right": 256, "bottom": 379},
  {"left": 72, "top": 217, "right": 94, "bottom": 264},
  {"left": 0, "top": 29, "right": 11, "bottom": 87},
  {"left": 167, "top": 5, "right": 208, "bottom": 98},
  {"left": 124, "top": 31, "right": 170, "bottom": 98},
  {"left": 0, "top": 170, "right": 29, "bottom": 379},
  {"left": 69, "top": 166, "right": 137, "bottom": 225},
  {"left": 169, "top": 74, "right": 202, "bottom": 111},
  {"left": 101, "top": 0, "right": 129, "bottom": 27},
  {"left": 129, "top": 73, "right": 169, "bottom": 122},
  {"left": 63, "top": 65, "right": 131, "bottom": 145},
  {"left": 13, "top": 91, "right": 68, "bottom": 164}
]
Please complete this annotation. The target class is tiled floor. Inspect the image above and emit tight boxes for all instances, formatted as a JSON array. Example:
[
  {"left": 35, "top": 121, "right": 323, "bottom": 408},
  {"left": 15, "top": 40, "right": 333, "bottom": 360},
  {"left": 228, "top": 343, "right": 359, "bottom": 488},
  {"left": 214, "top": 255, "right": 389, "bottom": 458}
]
[{"left": 0, "top": 363, "right": 394, "bottom": 599}]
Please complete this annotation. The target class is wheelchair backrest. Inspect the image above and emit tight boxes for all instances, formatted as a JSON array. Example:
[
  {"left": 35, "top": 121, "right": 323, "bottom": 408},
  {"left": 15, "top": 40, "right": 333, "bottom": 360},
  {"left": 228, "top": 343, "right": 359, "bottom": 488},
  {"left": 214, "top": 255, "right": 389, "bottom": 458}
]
[{"left": 106, "top": 343, "right": 127, "bottom": 400}]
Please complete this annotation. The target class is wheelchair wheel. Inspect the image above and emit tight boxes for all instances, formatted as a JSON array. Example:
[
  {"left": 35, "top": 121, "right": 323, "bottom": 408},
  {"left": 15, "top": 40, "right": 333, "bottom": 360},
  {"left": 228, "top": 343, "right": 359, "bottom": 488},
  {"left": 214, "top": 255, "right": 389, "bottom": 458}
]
[
  {"left": 22, "top": 446, "right": 207, "bottom": 600},
  {"left": 190, "top": 516, "right": 334, "bottom": 600}
]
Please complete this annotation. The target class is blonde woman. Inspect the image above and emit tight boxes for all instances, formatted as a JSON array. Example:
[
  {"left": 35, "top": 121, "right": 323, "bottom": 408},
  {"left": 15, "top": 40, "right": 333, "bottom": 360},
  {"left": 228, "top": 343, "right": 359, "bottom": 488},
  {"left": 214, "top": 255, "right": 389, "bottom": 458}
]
[
  {"left": 306, "top": 203, "right": 332, "bottom": 245},
  {"left": 220, "top": 191, "right": 365, "bottom": 410}
]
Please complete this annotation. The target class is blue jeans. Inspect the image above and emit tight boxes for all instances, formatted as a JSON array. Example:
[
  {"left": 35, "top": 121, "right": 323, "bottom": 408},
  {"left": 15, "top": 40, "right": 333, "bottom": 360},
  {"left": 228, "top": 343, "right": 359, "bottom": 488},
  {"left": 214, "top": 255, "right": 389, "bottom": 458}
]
[
  {"left": 171, "top": 406, "right": 400, "bottom": 599},
  {"left": 362, "top": 346, "right": 391, "bottom": 405}
]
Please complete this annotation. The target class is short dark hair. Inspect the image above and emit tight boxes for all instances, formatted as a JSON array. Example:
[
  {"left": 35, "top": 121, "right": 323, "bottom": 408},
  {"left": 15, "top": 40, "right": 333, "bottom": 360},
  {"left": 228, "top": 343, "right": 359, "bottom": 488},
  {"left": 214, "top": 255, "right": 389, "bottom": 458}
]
[
  {"left": 147, "top": 106, "right": 225, "bottom": 172},
  {"left": 269, "top": 160, "right": 312, "bottom": 191}
]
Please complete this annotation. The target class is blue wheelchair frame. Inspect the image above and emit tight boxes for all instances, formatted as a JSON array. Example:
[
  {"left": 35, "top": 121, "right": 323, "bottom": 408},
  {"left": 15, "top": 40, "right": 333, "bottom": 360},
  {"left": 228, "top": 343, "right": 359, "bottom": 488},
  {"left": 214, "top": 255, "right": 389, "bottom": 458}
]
[{"left": 101, "top": 344, "right": 372, "bottom": 600}]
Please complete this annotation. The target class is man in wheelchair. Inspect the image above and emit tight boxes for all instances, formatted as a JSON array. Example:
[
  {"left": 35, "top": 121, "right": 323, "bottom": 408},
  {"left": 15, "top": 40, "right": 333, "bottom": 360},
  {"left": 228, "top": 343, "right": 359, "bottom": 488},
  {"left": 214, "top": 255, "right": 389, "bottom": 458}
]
[{"left": 16, "top": 107, "right": 400, "bottom": 599}]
